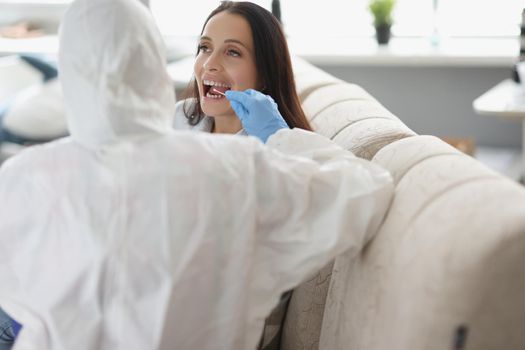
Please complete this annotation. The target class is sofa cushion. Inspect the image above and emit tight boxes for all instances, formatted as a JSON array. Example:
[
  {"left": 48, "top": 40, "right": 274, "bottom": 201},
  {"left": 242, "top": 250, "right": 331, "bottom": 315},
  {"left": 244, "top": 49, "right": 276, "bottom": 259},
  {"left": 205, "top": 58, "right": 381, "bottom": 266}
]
[
  {"left": 2, "top": 79, "right": 66, "bottom": 140},
  {"left": 280, "top": 261, "right": 334, "bottom": 350},
  {"left": 310, "top": 98, "right": 396, "bottom": 125},
  {"left": 332, "top": 119, "right": 414, "bottom": 160},
  {"left": 300, "top": 83, "right": 415, "bottom": 160},
  {"left": 311, "top": 101, "right": 413, "bottom": 160},
  {"left": 0, "top": 55, "right": 43, "bottom": 106},
  {"left": 320, "top": 135, "right": 525, "bottom": 350},
  {"left": 301, "top": 83, "right": 376, "bottom": 119}
]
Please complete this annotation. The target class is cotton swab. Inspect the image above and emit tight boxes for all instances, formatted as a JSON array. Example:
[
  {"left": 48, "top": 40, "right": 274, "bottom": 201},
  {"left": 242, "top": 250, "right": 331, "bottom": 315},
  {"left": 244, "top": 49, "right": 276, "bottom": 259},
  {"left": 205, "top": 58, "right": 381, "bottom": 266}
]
[{"left": 211, "top": 87, "right": 226, "bottom": 96}]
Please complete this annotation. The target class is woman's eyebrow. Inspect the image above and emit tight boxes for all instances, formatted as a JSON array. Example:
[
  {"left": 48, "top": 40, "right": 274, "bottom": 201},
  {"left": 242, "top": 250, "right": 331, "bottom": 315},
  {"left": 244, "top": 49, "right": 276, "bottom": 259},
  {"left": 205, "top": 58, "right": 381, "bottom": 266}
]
[
  {"left": 199, "top": 36, "right": 249, "bottom": 49},
  {"left": 224, "top": 39, "right": 249, "bottom": 49}
]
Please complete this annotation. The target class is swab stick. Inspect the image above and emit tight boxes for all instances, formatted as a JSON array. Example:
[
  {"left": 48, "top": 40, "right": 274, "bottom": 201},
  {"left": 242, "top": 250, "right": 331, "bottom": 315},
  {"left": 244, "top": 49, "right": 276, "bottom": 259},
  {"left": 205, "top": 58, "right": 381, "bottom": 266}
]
[{"left": 211, "top": 87, "right": 226, "bottom": 96}]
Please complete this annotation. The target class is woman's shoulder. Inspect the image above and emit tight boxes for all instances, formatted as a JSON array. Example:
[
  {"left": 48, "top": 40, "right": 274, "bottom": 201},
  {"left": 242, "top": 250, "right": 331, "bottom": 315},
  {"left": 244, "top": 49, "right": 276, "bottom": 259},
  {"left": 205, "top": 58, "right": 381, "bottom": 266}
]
[
  {"left": 173, "top": 99, "right": 193, "bottom": 130},
  {"left": 173, "top": 98, "right": 212, "bottom": 132}
]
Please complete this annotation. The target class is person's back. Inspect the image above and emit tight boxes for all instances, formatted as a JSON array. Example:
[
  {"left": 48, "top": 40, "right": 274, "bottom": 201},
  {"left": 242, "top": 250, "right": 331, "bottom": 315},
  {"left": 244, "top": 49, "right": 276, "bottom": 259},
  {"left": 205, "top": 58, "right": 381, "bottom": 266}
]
[
  {"left": 0, "top": 117, "right": 392, "bottom": 350},
  {"left": 0, "top": 129, "right": 285, "bottom": 348},
  {"left": 0, "top": 0, "right": 393, "bottom": 349}
]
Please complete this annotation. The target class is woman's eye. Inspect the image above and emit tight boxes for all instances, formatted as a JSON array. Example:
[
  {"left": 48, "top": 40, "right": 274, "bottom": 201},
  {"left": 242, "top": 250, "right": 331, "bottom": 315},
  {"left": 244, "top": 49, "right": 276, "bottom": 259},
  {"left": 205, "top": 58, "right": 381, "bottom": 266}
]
[
  {"left": 227, "top": 49, "right": 241, "bottom": 57},
  {"left": 198, "top": 44, "right": 210, "bottom": 53}
]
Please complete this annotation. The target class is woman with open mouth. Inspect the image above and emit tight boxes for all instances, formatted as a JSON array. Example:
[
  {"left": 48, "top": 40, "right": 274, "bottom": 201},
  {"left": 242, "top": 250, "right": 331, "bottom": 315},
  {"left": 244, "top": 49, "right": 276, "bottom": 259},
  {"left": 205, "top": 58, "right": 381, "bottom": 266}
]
[
  {"left": 173, "top": 2, "right": 313, "bottom": 349},
  {"left": 174, "top": 1, "right": 311, "bottom": 136}
]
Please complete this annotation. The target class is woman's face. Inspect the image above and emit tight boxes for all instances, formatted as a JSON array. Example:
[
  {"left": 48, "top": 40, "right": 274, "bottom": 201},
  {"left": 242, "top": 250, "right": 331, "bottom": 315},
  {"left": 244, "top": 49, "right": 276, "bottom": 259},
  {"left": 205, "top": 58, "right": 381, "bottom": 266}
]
[{"left": 194, "top": 11, "right": 259, "bottom": 118}]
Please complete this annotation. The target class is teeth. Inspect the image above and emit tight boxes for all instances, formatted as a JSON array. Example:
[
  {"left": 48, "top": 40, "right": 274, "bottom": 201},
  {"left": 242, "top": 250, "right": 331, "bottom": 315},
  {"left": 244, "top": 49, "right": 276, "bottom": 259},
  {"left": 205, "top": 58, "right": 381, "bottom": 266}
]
[
  {"left": 203, "top": 79, "right": 231, "bottom": 88},
  {"left": 206, "top": 91, "right": 224, "bottom": 99}
]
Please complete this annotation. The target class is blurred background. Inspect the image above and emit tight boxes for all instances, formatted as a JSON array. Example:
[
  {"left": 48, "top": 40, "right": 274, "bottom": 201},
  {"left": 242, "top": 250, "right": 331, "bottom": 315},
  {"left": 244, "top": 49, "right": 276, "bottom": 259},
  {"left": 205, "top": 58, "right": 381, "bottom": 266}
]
[{"left": 0, "top": 0, "right": 523, "bottom": 179}]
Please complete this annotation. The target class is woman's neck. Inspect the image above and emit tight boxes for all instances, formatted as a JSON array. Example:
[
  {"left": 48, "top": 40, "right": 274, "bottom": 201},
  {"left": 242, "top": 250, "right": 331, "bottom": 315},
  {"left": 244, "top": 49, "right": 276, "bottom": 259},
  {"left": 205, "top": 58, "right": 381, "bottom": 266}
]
[{"left": 212, "top": 114, "right": 243, "bottom": 134}]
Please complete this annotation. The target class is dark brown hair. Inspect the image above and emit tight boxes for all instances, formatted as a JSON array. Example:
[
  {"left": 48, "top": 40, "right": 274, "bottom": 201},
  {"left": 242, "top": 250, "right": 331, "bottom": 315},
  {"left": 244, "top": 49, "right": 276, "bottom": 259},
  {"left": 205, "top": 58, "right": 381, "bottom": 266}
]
[{"left": 183, "top": 1, "right": 312, "bottom": 131}]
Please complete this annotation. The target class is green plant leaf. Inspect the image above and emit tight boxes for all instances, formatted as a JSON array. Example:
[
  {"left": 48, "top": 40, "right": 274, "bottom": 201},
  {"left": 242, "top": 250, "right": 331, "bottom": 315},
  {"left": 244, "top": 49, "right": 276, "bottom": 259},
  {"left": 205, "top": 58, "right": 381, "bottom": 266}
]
[{"left": 369, "top": 0, "right": 396, "bottom": 26}]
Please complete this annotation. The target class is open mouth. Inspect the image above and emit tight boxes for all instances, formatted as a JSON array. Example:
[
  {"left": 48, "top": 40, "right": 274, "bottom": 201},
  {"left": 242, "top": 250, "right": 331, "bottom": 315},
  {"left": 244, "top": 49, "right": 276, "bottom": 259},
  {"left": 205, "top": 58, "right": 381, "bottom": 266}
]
[{"left": 203, "top": 80, "right": 231, "bottom": 99}]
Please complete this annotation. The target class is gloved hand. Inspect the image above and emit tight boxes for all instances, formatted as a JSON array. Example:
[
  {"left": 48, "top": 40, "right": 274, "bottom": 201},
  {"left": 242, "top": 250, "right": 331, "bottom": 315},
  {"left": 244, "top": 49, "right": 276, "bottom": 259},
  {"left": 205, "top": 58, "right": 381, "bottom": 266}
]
[{"left": 225, "top": 89, "right": 289, "bottom": 143}]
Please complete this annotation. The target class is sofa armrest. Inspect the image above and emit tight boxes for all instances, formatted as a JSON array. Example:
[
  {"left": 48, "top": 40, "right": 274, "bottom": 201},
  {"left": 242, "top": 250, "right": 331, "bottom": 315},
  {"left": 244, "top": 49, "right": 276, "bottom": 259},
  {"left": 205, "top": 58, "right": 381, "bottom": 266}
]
[{"left": 321, "top": 135, "right": 525, "bottom": 350}]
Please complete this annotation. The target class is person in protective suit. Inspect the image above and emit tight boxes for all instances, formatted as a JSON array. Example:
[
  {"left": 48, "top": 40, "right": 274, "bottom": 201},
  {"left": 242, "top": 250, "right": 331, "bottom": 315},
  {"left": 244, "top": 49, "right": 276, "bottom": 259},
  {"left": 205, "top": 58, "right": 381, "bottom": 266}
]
[{"left": 0, "top": 0, "right": 393, "bottom": 349}]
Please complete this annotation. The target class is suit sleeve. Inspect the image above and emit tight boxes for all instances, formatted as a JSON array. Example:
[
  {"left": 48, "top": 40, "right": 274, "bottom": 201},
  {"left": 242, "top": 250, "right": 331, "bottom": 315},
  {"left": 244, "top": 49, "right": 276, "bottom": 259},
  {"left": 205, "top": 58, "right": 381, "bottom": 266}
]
[{"left": 249, "top": 128, "right": 393, "bottom": 316}]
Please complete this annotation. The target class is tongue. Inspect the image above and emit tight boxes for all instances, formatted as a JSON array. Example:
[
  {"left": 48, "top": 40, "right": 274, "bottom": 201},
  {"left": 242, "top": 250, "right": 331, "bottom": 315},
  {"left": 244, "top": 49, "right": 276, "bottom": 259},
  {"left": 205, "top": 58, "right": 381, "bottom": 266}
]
[{"left": 210, "top": 86, "right": 229, "bottom": 95}]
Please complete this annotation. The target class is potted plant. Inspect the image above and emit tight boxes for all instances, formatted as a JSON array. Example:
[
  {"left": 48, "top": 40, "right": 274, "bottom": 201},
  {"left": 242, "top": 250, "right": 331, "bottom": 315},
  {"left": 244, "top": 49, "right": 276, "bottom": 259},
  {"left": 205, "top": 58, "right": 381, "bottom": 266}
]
[{"left": 369, "top": 0, "right": 396, "bottom": 45}]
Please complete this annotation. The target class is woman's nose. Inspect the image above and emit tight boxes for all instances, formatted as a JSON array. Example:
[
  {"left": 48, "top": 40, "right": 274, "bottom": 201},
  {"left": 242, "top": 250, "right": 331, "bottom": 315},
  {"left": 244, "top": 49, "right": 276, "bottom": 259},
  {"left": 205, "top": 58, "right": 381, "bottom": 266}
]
[{"left": 203, "top": 53, "right": 222, "bottom": 72}]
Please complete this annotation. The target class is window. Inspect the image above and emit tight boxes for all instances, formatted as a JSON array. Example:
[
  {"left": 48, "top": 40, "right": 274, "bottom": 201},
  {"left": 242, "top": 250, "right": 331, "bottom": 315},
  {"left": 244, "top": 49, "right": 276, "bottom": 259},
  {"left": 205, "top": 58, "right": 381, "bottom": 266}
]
[
  {"left": 150, "top": 0, "right": 268, "bottom": 37},
  {"left": 1, "top": 0, "right": 521, "bottom": 40},
  {"left": 150, "top": 0, "right": 524, "bottom": 39},
  {"left": 436, "top": 0, "right": 522, "bottom": 37}
]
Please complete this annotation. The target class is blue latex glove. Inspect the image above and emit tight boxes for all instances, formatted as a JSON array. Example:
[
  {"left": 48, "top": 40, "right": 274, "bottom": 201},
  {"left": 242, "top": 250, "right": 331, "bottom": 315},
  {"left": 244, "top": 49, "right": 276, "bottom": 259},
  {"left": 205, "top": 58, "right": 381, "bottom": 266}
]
[{"left": 225, "top": 89, "right": 289, "bottom": 143}]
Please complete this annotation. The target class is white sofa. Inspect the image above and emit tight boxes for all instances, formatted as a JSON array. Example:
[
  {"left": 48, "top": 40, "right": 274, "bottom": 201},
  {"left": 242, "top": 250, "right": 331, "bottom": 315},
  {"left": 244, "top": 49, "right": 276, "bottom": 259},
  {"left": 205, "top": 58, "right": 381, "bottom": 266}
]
[{"left": 281, "top": 57, "right": 525, "bottom": 350}]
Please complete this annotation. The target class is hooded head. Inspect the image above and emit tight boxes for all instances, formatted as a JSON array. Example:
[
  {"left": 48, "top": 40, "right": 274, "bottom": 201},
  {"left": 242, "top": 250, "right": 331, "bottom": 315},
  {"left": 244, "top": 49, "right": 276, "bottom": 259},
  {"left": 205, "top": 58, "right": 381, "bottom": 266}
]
[{"left": 59, "top": 0, "right": 175, "bottom": 148}]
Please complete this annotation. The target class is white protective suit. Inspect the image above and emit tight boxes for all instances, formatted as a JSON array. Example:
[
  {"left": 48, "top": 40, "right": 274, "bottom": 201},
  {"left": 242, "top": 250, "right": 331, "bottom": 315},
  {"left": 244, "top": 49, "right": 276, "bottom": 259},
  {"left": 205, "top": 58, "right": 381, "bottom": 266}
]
[{"left": 0, "top": 0, "right": 393, "bottom": 349}]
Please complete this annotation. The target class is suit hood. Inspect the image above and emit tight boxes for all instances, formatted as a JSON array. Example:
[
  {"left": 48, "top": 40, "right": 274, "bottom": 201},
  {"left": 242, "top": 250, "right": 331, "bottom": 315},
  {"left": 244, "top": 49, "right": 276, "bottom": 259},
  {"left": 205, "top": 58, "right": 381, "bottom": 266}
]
[{"left": 58, "top": 0, "right": 175, "bottom": 148}]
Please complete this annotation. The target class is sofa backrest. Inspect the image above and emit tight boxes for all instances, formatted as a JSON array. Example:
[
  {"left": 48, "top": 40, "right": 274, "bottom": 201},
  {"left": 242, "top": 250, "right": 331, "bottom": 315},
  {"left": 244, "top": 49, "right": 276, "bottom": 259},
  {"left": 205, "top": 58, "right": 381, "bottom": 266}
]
[
  {"left": 283, "top": 57, "right": 525, "bottom": 350},
  {"left": 302, "top": 83, "right": 415, "bottom": 160},
  {"left": 321, "top": 135, "right": 525, "bottom": 350},
  {"left": 292, "top": 56, "right": 415, "bottom": 160},
  {"left": 281, "top": 57, "right": 416, "bottom": 350}
]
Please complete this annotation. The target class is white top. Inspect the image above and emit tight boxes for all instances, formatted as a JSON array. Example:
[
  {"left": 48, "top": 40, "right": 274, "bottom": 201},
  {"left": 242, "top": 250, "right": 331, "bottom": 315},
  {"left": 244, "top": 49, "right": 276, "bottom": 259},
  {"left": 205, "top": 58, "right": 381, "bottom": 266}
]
[{"left": 174, "top": 99, "right": 248, "bottom": 136}]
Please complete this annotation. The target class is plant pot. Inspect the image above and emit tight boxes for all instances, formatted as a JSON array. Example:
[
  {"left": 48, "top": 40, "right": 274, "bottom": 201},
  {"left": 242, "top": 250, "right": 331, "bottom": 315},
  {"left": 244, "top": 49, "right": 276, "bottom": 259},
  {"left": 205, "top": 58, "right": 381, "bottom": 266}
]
[{"left": 375, "top": 24, "right": 391, "bottom": 45}]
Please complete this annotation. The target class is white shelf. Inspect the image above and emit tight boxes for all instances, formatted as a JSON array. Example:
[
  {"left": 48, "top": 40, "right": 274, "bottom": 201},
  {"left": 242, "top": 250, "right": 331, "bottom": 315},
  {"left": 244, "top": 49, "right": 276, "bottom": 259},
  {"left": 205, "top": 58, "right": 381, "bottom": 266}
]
[
  {"left": 473, "top": 79, "right": 525, "bottom": 181},
  {"left": 287, "top": 37, "right": 518, "bottom": 67},
  {"left": 473, "top": 79, "right": 525, "bottom": 121},
  {"left": 1, "top": 35, "right": 518, "bottom": 68}
]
